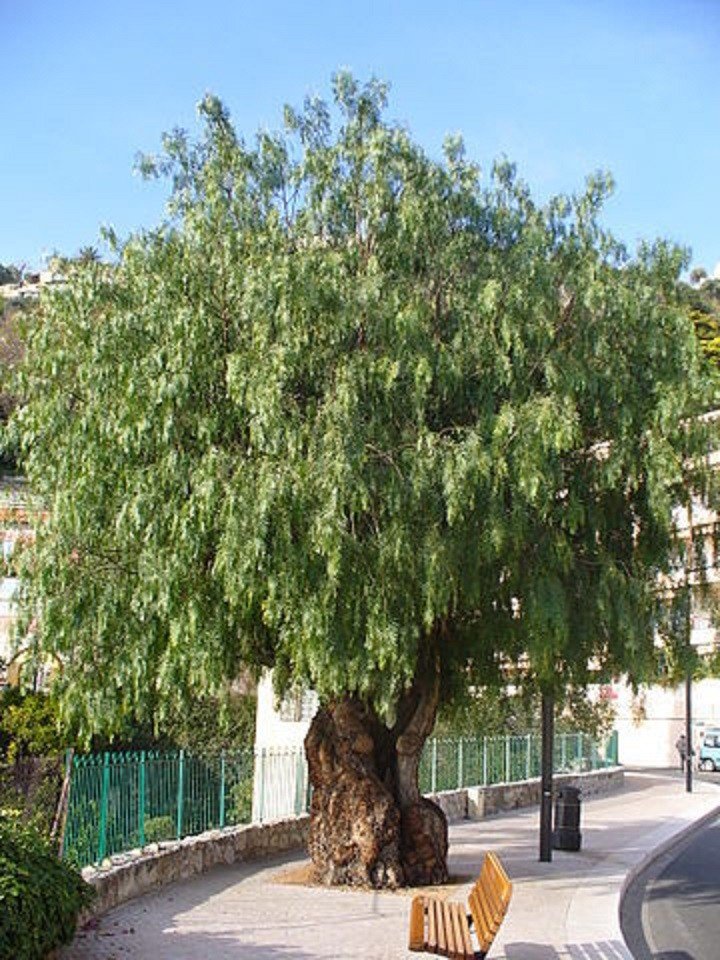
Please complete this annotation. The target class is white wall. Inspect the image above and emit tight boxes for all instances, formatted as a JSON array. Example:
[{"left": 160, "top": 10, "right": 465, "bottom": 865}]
[
  {"left": 252, "top": 670, "right": 315, "bottom": 821},
  {"left": 253, "top": 670, "right": 315, "bottom": 750},
  {"left": 612, "top": 677, "right": 720, "bottom": 767},
  {"left": 0, "top": 576, "right": 19, "bottom": 669}
]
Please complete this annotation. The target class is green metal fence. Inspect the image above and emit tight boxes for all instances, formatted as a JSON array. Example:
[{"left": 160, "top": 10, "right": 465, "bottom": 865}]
[
  {"left": 416, "top": 730, "right": 618, "bottom": 794},
  {"left": 62, "top": 730, "right": 618, "bottom": 868},
  {"left": 63, "top": 749, "right": 255, "bottom": 868}
]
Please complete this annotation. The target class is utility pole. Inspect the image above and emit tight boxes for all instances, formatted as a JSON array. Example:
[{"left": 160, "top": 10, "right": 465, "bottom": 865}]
[
  {"left": 685, "top": 670, "right": 693, "bottom": 793},
  {"left": 539, "top": 690, "right": 554, "bottom": 862},
  {"left": 686, "top": 502, "right": 694, "bottom": 794}
]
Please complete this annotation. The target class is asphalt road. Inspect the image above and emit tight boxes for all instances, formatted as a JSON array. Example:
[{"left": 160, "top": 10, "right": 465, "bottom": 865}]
[{"left": 622, "top": 783, "right": 720, "bottom": 960}]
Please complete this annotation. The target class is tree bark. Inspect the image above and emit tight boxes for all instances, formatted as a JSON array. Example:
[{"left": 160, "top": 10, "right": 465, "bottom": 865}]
[{"left": 304, "top": 647, "right": 448, "bottom": 888}]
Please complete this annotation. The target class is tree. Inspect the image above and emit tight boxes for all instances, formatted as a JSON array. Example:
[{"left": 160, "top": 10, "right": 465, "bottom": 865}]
[
  {"left": 683, "top": 271, "right": 720, "bottom": 366},
  {"left": 0, "top": 263, "right": 21, "bottom": 286},
  {"left": 74, "top": 246, "right": 100, "bottom": 266},
  {"left": 0, "top": 300, "right": 29, "bottom": 474},
  {"left": 12, "top": 75, "right": 718, "bottom": 887}
]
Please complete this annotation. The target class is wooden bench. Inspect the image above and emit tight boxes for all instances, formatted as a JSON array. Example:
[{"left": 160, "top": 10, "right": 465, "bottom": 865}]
[{"left": 408, "top": 852, "right": 512, "bottom": 959}]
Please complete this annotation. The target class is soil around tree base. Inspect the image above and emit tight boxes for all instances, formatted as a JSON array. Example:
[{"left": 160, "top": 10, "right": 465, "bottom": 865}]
[{"left": 272, "top": 860, "right": 473, "bottom": 898}]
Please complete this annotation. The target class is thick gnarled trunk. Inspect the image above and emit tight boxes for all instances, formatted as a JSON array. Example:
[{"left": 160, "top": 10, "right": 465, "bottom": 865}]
[{"left": 304, "top": 652, "right": 448, "bottom": 889}]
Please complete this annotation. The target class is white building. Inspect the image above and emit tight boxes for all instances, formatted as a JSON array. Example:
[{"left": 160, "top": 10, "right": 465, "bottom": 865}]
[
  {"left": 0, "top": 480, "right": 44, "bottom": 686},
  {"left": 251, "top": 671, "right": 317, "bottom": 821},
  {"left": 611, "top": 679, "right": 720, "bottom": 768}
]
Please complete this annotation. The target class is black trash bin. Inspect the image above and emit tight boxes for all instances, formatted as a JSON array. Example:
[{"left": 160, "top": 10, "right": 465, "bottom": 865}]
[{"left": 552, "top": 786, "right": 581, "bottom": 851}]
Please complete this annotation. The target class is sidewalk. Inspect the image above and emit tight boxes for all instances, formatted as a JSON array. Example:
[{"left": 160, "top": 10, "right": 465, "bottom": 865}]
[{"left": 59, "top": 771, "right": 720, "bottom": 960}]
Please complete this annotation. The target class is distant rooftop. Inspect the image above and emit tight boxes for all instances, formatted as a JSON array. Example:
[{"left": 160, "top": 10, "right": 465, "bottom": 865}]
[{"left": 0, "top": 270, "right": 64, "bottom": 304}]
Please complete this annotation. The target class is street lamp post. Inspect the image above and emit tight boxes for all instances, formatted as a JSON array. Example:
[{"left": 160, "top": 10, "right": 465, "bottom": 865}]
[
  {"left": 686, "top": 668, "right": 693, "bottom": 793},
  {"left": 685, "top": 502, "right": 694, "bottom": 794},
  {"left": 539, "top": 690, "right": 554, "bottom": 862}
]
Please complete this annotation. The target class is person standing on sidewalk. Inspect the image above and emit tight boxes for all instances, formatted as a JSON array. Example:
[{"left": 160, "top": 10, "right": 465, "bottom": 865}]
[{"left": 675, "top": 733, "right": 687, "bottom": 771}]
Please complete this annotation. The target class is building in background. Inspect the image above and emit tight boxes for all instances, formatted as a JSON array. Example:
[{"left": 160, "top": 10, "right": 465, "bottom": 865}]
[
  {"left": 251, "top": 671, "right": 316, "bottom": 821},
  {"left": 0, "top": 478, "right": 46, "bottom": 686}
]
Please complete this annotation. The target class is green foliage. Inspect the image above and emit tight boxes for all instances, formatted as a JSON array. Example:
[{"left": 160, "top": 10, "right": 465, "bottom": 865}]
[
  {"left": 11, "top": 73, "right": 719, "bottom": 739},
  {"left": 0, "top": 682, "right": 254, "bottom": 758},
  {"left": 0, "top": 815, "right": 93, "bottom": 959},
  {"left": 158, "top": 691, "right": 256, "bottom": 753},
  {"left": 0, "top": 300, "right": 28, "bottom": 473},
  {"left": 556, "top": 687, "right": 616, "bottom": 741},
  {"left": 437, "top": 685, "right": 616, "bottom": 741},
  {"left": 143, "top": 814, "right": 174, "bottom": 843},
  {"left": 0, "top": 756, "right": 63, "bottom": 835},
  {"left": 0, "top": 691, "right": 67, "bottom": 834},
  {"left": 682, "top": 275, "right": 720, "bottom": 366},
  {"left": 227, "top": 775, "right": 253, "bottom": 823},
  {"left": 0, "top": 263, "right": 20, "bottom": 286},
  {"left": 0, "top": 689, "right": 68, "bottom": 762}
]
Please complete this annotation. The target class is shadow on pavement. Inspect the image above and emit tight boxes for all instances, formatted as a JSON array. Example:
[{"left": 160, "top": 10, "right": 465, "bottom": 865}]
[
  {"left": 64, "top": 929, "right": 321, "bottom": 960},
  {"left": 503, "top": 942, "right": 633, "bottom": 959},
  {"left": 651, "top": 954, "right": 694, "bottom": 959}
]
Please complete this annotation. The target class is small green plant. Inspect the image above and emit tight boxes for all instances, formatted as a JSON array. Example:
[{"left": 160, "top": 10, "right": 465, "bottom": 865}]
[
  {"left": 227, "top": 777, "right": 253, "bottom": 825},
  {"left": 0, "top": 814, "right": 94, "bottom": 959},
  {"left": 143, "top": 815, "right": 175, "bottom": 843}
]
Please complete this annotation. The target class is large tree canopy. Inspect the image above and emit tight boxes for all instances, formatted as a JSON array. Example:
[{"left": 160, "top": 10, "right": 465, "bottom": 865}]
[{"left": 11, "top": 74, "right": 718, "bottom": 884}]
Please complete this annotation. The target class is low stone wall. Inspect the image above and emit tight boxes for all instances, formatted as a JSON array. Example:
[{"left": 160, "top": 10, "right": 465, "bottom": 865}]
[
  {"left": 80, "top": 766, "right": 623, "bottom": 921},
  {"left": 430, "top": 766, "right": 624, "bottom": 821},
  {"left": 80, "top": 814, "right": 310, "bottom": 922}
]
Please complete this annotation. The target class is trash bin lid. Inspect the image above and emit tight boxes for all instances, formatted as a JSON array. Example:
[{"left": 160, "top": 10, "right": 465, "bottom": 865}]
[{"left": 557, "top": 786, "right": 581, "bottom": 800}]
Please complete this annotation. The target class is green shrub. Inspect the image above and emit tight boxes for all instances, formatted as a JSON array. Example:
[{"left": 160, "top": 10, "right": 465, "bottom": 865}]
[
  {"left": 227, "top": 777, "right": 253, "bottom": 824},
  {"left": 0, "top": 755, "right": 63, "bottom": 835},
  {"left": 0, "top": 689, "right": 68, "bottom": 762},
  {"left": 0, "top": 815, "right": 94, "bottom": 959},
  {"left": 143, "top": 814, "right": 175, "bottom": 843}
]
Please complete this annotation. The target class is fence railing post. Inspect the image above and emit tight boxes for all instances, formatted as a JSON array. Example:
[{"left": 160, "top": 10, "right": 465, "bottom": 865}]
[
  {"left": 97, "top": 752, "right": 110, "bottom": 862},
  {"left": 176, "top": 749, "right": 185, "bottom": 839},
  {"left": 219, "top": 751, "right": 226, "bottom": 828},
  {"left": 526, "top": 734, "right": 531, "bottom": 780},
  {"left": 305, "top": 753, "right": 313, "bottom": 812},
  {"left": 482, "top": 737, "right": 488, "bottom": 786},
  {"left": 294, "top": 748, "right": 305, "bottom": 815},
  {"left": 561, "top": 733, "right": 567, "bottom": 770},
  {"left": 505, "top": 737, "right": 510, "bottom": 782},
  {"left": 608, "top": 730, "right": 619, "bottom": 765},
  {"left": 457, "top": 739, "right": 464, "bottom": 788},
  {"left": 431, "top": 739, "right": 437, "bottom": 793},
  {"left": 258, "top": 749, "right": 266, "bottom": 823},
  {"left": 138, "top": 750, "right": 146, "bottom": 847}
]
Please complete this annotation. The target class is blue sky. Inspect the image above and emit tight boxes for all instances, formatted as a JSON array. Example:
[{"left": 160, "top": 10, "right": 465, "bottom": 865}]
[{"left": 2, "top": 0, "right": 718, "bottom": 273}]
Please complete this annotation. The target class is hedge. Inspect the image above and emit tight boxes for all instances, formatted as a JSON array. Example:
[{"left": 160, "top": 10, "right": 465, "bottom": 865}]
[{"left": 0, "top": 815, "right": 94, "bottom": 959}]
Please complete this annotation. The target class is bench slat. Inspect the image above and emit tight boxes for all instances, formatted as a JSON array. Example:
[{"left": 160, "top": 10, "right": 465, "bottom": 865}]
[
  {"left": 468, "top": 886, "right": 494, "bottom": 951},
  {"left": 456, "top": 903, "right": 474, "bottom": 958},
  {"left": 409, "top": 896, "right": 426, "bottom": 952},
  {"left": 488, "top": 852, "right": 513, "bottom": 905},
  {"left": 427, "top": 892, "right": 438, "bottom": 952},
  {"left": 487, "top": 853, "right": 512, "bottom": 899},
  {"left": 434, "top": 898, "right": 448, "bottom": 956},
  {"left": 448, "top": 903, "right": 461, "bottom": 957},
  {"left": 442, "top": 901, "right": 457, "bottom": 957},
  {"left": 450, "top": 902, "right": 472, "bottom": 959},
  {"left": 480, "top": 861, "right": 503, "bottom": 906},
  {"left": 478, "top": 874, "right": 504, "bottom": 926}
]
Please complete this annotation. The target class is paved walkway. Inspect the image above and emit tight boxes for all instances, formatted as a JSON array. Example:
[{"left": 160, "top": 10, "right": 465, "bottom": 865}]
[{"left": 60, "top": 771, "right": 720, "bottom": 960}]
